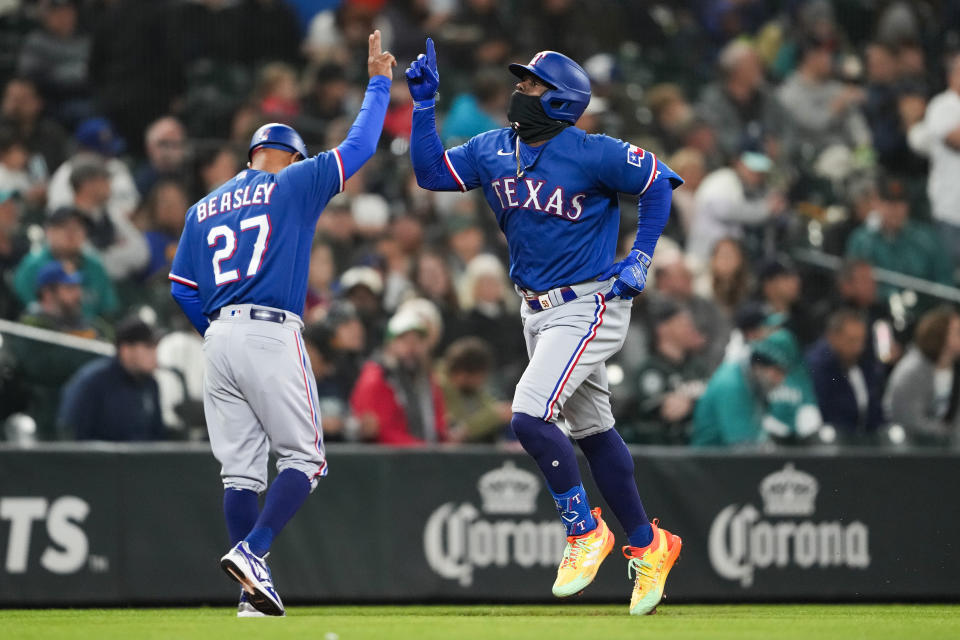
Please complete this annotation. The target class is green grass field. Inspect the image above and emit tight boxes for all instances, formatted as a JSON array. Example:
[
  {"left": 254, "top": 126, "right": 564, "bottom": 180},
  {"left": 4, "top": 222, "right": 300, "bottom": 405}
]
[{"left": 2, "top": 604, "right": 958, "bottom": 640}]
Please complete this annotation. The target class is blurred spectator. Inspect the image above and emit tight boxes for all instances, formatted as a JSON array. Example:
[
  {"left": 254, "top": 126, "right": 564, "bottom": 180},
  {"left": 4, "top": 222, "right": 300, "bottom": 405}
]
[
  {"left": 68, "top": 159, "right": 148, "bottom": 279},
  {"left": 0, "top": 190, "right": 28, "bottom": 319},
  {"left": 134, "top": 116, "right": 189, "bottom": 197},
  {"left": 805, "top": 309, "right": 884, "bottom": 439},
  {"left": 57, "top": 317, "right": 165, "bottom": 441},
  {"left": 622, "top": 299, "right": 708, "bottom": 445},
  {"left": 920, "top": 54, "right": 960, "bottom": 264},
  {"left": 846, "top": 175, "right": 953, "bottom": 297},
  {"left": 304, "top": 240, "right": 336, "bottom": 323},
  {"left": 862, "top": 42, "right": 917, "bottom": 174},
  {"left": 155, "top": 320, "right": 205, "bottom": 437},
  {"left": 324, "top": 300, "right": 368, "bottom": 396},
  {"left": 16, "top": 0, "right": 92, "bottom": 125},
  {"left": 256, "top": 62, "right": 301, "bottom": 120},
  {"left": 692, "top": 330, "right": 792, "bottom": 447},
  {"left": 647, "top": 250, "right": 730, "bottom": 370},
  {"left": 665, "top": 148, "right": 706, "bottom": 239},
  {"left": 47, "top": 117, "right": 140, "bottom": 221},
  {"left": 811, "top": 259, "right": 899, "bottom": 363},
  {"left": 194, "top": 144, "right": 241, "bottom": 200},
  {"left": 441, "top": 69, "right": 508, "bottom": 145},
  {"left": 687, "top": 148, "right": 786, "bottom": 262},
  {"left": 694, "top": 236, "right": 752, "bottom": 316},
  {"left": 723, "top": 300, "right": 776, "bottom": 362},
  {"left": 350, "top": 308, "right": 447, "bottom": 445},
  {"left": 301, "top": 62, "right": 351, "bottom": 128},
  {"left": 412, "top": 249, "right": 460, "bottom": 351},
  {"left": 647, "top": 83, "right": 695, "bottom": 154},
  {"left": 455, "top": 254, "right": 525, "bottom": 387},
  {"left": 0, "top": 77, "right": 67, "bottom": 175},
  {"left": 440, "top": 336, "right": 511, "bottom": 443},
  {"left": 18, "top": 260, "right": 107, "bottom": 339},
  {"left": 777, "top": 35, "right": 871, "bottom": 165},
  {"left": 438, "top": 0, "right": 513, "bottom": 77},
  {"left": 696, "top": 40, "right": 784, "bottom": 161},
  {"left": 445, "top": 210, "right": 487, "bottom": 276},
  {"left": 822, "top": 174, "right": 877, "bottom": 256},
  {"left": 0, "top": 127, "right": 45, "bottom": 208},
  {"left": 139, "top": 179, "right": 189, "bottom": 281},
  {"left": 340, "top": 265, "right": 386, "bottom": 351},
  {"left": 756, "top": 257, "right": 819, "bottom": 347},
  {"left": 13, "top": 206, "right": 117, "bottom": 319},
  {"left": 302, "top": 323, "right": 350, "bottom": 442},
  {"left": 884, "top": 306, "right": 960, "bottom": 447}
]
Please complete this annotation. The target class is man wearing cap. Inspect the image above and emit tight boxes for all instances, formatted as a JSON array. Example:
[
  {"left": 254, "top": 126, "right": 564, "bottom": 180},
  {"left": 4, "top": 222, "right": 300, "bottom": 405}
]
[
  {"left": 13, "top": 206, "right": 117, "bottom": 319},
  {"left": 349, "top": 308, "right": 447, "bottom": 445},
  {"left": 57, "top": 317, "right": 165, "bottom": 441},
  {"left": 46, "top": 116, "right": 139, "bottom": 222},
  {"left": 622, "top": 300, "right": 708, "bottom": 445},
  {"left": 756, "top": 257, "right": 819, "bottom": 347},
  {"left": 687, "top": 146, "right": 787, "bottom": 262},
  {"left": 846, "top": 175, "right": 953, "bottom": 298},
  {"left": 19, "top": 260, "right": 107, "bottom": 339}
]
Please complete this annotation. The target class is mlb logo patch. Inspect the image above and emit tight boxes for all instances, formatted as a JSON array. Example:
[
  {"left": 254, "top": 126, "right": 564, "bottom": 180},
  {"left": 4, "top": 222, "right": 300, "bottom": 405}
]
[{"left": 627, "top": 145, "right": 645, "bottom": 168}]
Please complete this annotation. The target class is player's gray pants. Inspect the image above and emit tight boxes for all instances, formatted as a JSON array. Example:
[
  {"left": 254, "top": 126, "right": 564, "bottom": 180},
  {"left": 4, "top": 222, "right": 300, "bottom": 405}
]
[
  {"left": 512, "top": 278, "right": 631, "bottom": 439},
  {"left": 202, "top": 304, "right": 327, "bottom": 493}
]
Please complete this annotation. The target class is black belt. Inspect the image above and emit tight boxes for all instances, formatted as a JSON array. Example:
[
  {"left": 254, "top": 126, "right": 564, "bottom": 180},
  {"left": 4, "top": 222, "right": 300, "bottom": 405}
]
[{"left": 209, "top": 307, "right": 286, "bottom": 324}]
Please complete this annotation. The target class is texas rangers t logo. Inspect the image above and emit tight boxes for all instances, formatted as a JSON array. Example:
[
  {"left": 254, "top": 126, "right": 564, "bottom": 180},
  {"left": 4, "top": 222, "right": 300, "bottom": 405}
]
[{"left": 627, "top": 145, "right": 645, "bottom": 168}]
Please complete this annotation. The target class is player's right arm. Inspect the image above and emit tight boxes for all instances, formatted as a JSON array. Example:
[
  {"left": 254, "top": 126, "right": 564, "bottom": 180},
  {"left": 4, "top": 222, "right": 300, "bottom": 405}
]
[
  {"left": 281, "top": 31, "right": 394, "bottom": 214},
  {"left": 406, "top": 38, "right": 481, "bottom": 192}
]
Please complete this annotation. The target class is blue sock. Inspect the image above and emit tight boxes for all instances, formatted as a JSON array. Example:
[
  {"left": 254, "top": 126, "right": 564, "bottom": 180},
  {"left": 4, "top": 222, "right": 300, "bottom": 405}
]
[
  {"left": 578, "top": 428, "right": 653, "bottom": 548},
  {"left": 510, "top": 413, "right": 596, "bottom": 535},
  {"left": 551, "top": 483, "right": 597, "bottom": 537},
  {"left": 244, "top": 469, "right": 311, "bottom": 557},
  {"left": 223, "top": 488, "right": 259, "bottom": 546}
]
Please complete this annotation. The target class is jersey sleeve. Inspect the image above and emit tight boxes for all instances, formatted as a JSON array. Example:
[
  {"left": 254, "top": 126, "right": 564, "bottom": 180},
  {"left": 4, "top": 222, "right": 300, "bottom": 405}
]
[
  {"left": 168, "top": 218, "right": 198, "bottom": 289},
  {"left": 442, "top": 136, "right": 483, "bottom": 192},
  {"left": 594, "top": 136, "right": 683, "bottom": 196},
  {"left": 278, "top": 151, "right": 345, "bottom": 224}
]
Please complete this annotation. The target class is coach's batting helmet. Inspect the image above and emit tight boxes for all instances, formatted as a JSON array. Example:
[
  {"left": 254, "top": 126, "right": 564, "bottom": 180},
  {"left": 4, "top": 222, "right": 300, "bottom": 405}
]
[
  {"left": 509, "top": 51, "right": 591, "bottom": 124},
  {"left": 248, "top": 123, "right": 308, "bottom": 161}
]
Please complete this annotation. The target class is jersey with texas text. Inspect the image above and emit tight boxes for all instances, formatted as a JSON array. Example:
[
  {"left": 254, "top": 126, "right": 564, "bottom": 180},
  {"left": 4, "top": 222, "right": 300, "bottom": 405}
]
[
  {"left": 169, "top": 151, "right": 345, "bottom": 316},
  {"left": 443, "top": 126, "right": 681, "bottom": 292}
]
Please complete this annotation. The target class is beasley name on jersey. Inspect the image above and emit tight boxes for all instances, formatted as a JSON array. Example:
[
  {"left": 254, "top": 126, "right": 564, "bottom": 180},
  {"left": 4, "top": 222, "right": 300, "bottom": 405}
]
[
  {"left": 169, "top": 150, "right": 344, "bottom": 317},
  {"left": 443, "top": 126, "right": 681, "bottom": 292}
]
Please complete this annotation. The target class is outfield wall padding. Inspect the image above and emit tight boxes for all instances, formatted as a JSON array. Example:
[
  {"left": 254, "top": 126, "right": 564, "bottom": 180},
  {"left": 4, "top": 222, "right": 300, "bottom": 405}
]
[{"left": 0, "top": 444, "right": 956, "bottom": 605}]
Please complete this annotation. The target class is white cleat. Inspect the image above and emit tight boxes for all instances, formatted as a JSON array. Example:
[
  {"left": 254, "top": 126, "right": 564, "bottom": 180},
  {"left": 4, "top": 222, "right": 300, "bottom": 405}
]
[
  {"left": 220, "top": 541, "right": 285, "bottom": 617},
  {"left": 237, "top": 591, "right": 267, "bottom": 618}
]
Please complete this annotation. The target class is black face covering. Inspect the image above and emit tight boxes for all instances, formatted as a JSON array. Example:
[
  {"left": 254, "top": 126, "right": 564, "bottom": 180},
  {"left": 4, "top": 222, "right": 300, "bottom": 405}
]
[{"left": 507, "top": 91, "right": 571, "bottom": 143}]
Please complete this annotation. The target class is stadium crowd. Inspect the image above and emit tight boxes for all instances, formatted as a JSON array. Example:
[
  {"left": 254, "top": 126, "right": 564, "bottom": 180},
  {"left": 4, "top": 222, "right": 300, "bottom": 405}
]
[{"left": 1, "top": 0, "right": 959, "bottom": 449}]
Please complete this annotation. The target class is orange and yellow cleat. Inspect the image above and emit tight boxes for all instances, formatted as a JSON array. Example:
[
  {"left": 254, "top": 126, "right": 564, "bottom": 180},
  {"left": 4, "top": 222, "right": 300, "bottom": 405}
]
[
  {"left": 623, "top": 519, "right": 682, "bottom": 615},
  {"left": 552, "top": 507, "right": 615, "bottom": 598}
]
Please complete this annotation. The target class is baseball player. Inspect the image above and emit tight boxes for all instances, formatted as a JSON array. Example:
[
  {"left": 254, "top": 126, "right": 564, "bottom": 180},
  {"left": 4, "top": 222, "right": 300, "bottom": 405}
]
[
  {"left": 406, "top": 41, "right": 683, "bottom": 615},
  {"left": 169, "top": 31, "right": 395, "bottom": 617}
]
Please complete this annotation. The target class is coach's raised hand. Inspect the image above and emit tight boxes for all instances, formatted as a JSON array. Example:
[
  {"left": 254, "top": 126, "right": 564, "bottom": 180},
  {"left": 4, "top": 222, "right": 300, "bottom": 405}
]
[
  {"left": 405, "top": 37, "right": 439, "bottom": 104},
  {"left": 368, "top": 30, "right": 396, "bottom": 79}
]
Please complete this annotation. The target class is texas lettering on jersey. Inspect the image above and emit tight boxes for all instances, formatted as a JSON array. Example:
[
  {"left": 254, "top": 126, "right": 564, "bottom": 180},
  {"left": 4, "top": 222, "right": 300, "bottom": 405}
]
[{"left": 489, "top": 177, "right": 586, "bottom": 221}]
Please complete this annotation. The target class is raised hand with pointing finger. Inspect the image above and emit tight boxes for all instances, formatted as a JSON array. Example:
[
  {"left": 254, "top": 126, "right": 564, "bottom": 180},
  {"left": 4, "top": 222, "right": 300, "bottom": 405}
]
[{"left": 405, "top": 37, "right": 439, "bottom": 106}]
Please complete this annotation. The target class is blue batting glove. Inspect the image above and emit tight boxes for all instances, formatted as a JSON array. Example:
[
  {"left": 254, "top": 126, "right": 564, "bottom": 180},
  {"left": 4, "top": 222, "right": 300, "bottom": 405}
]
[
  {"left": 405, "top": 37, "right": 439, "bottom": 104},
  {"left": 598, "top": 249, "right": 651, "bottom": 301}
]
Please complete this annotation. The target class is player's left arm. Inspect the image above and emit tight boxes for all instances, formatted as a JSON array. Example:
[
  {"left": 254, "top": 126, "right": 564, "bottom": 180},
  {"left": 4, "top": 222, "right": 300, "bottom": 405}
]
[
  {"left": 595, "top": 138, "right": 683, "bottom": 300},
  {"left": 168, "top": 220, "right": 209, "bottom": 336}
]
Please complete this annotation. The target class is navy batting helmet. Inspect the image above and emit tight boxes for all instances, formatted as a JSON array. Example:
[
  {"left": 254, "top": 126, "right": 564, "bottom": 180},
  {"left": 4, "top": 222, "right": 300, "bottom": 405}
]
[
  {"left": 509, "top": 51, "right": 591, "bottom": 124},
  {"left": 248, "top": 123, "right": 308, "bottom": 161}
]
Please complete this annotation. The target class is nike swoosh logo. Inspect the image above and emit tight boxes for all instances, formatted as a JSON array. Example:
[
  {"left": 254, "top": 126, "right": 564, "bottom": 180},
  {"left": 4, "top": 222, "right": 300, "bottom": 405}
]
[{"left": 497, "top": 149, "right": 512, "bottom": 155}]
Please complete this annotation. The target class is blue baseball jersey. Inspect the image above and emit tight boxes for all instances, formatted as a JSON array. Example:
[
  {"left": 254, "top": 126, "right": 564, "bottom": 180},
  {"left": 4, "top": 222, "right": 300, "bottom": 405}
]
[
  {"left": 169, "top": 151, "right": 345, "bottom": 317},
  {"left": 443, "top": 127, "right": 681, "bottom": 292}
]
